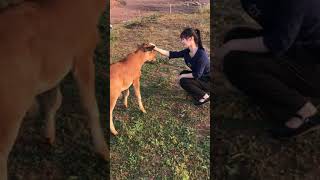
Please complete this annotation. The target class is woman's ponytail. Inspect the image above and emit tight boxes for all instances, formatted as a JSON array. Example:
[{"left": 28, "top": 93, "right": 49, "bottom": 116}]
[{"left": 195, "top": 29, "right": 204, "bottom": 50}]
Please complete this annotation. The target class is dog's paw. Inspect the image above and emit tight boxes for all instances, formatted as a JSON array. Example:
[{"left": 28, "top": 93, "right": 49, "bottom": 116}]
[
  {"left": 96, "top": 147, "right": 110, "bottom": 161},
  {"left": 45, "top": 129, "right": 55, "bottom": 145},
  {"left": 111, "top": 129, "right": 119, "bottom": 135},
  {"left": 45, "top": 136, "right": 55, "bottom": 145}
]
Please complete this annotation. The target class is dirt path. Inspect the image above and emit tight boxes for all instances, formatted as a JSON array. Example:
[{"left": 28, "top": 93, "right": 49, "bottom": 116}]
[{"left": 111, "top": 0, "right": 209, "bottom": 24}]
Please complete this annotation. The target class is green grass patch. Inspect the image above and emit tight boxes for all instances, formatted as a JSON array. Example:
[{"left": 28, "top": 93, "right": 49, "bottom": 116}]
[{"left": 111, "top": 9, "right": 210, "bottom": 179}]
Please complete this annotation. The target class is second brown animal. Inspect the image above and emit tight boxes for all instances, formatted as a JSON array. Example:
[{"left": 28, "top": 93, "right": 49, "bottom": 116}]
[{"left": 110, "top": 43, "right": 157, "bottom": 135}]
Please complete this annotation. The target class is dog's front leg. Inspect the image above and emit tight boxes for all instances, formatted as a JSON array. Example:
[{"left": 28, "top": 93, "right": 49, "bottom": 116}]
[
  {"left": 73, "top": 57, "right": 109, "bottom": 161},
  {"left": 133, "top": 78, "right": 146, "bottom": 113},
  {"left": 110, "top": 90, "right": 120, "bottom": 135}
]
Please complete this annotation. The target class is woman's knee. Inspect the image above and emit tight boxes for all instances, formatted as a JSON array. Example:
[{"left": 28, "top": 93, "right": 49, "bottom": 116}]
[
  {"left": 224, "top": 27, "right": 263, "bottom": 43},
  {"left": 223, "top": 51, "right": 249, "bottom": 75},
  {"left": 179, "top": 78, "right": 192, "bottom": 88}
]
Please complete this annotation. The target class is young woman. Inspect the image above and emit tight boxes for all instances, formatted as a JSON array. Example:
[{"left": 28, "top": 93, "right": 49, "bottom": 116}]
[
  {"left": 216, "top": 0, "right": 320, "bottom": 138},
  {"left": 151, "top": 28, "right": 210, "bottom": 105}
]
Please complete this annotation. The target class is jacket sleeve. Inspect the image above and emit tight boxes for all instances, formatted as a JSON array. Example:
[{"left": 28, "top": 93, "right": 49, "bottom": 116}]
[
  {"left": 262, "top": 0, "right": 305, "bottom": 56},
  {"left": 169, "top": 49, "right": 188, "bottom": 59}
]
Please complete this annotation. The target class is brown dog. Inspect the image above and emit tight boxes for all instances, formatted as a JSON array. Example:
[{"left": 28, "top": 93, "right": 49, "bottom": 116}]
[
  {"left": 110, "top": 43, "right": 157, "bottom": 135},
  {"left": 0, "top": 0, "right": 108, "bottom": 179}
]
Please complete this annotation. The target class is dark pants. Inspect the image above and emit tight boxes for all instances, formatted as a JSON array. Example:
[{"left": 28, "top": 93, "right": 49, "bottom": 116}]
[
  {"left": 179, "top": 70, "right": 211, "bottom": 101},
  {"left": 223, "top": 27, "right": 320, "bottom": 122}
]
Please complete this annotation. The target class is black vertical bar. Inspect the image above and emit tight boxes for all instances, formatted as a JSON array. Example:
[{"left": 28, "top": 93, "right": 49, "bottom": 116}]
[
  {"left": 97, "top": 0, "right": 110, "bottom": 179},
  {"left": 210, "top": 0, "right": 215, "bottom": 179}
]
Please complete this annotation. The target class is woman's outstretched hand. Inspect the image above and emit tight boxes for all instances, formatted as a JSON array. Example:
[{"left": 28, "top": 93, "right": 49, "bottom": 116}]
[
  {"left": 215, "top": 44, "right": 231, "bottom": 61},
  {"left": 149, "top": 43, "right": 170, "bottom": 57},
  {"left": 149, "top": 43, "right": 156, "bottom": 48}
]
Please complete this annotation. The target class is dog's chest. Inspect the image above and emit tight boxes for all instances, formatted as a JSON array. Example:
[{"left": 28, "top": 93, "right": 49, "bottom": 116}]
[
  {"left": 121, "top": 82, "right": 133, "bottom": 91},
  {"left": 120, "top": 71, "right": 141, "bottom": 91}
]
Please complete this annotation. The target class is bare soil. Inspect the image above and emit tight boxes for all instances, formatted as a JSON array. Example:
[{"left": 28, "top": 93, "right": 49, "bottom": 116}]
[{"left": 111, "top": 0, "right": 209, "bottom": 23}]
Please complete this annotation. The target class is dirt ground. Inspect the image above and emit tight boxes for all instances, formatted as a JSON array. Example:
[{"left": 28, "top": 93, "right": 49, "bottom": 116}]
[{"left": 111, "top": 0, "right": 210, "bottom": 24}]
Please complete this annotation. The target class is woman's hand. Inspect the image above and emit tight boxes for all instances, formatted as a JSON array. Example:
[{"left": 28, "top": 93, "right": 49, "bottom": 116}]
[
  {"left": 149, "top": 43, "right": 170, "bottom": 57},
  {"left": 177, "top": 74, "right": 184, "bottom": 85},
  {"left": 149, "top": 43, "right": 158, "bottom": 51},
  {"left": 149, "top": 43, "right": 156, "bottom": 47},
  {"left": 216, "top": 38, "right": 269, "bottom": 60},
  {"left": 215, "top": 43, "right": 232, "bottom": 61},
  {"left": 177, "top": 74, "right": 184, "bottom": 82},
  {"left": 178, "top": 73, "right": 193, "bottom": 82},
  {"left": 215, "top": 38, "right": 269, "bottom": 70},
  {"left": 215, "top": 42, "right": 233, "bottom": 71}
]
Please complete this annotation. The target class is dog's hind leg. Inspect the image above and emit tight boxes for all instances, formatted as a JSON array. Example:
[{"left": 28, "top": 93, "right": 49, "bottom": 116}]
[
  {"left": 72, "top": 57, "right": 109, "bottom": 161},
  {"left": 133, "top": 78, "right": 146, "bottom": 113},
  {"left": 123, "top": 89, "right": 130, "bottom": 108},
  {"left": 110, "top": 90, "right": 120, "bottom": 135},
  {"left": 38, "top": 86, "right": 62, "bottom": 145}
]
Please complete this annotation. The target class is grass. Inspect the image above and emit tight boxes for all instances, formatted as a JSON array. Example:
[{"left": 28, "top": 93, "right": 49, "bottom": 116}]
[
  {"left": 110, "top": 8, "right": 210, "bottom": 179},
  {"left": 213, "top": 0, "right": 320, "bottom": 179},
  {"left": 7, "top": 6, "right": 109, "bottom": 180}
]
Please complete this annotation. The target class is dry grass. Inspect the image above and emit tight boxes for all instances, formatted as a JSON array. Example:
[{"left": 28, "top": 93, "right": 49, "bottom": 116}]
[{"left": 110, "top": 8, "right": 210, "bottom": 179}]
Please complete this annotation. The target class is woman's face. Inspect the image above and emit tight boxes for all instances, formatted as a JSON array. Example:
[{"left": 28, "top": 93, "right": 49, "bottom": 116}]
[{"left": 181, "top": 36, "right": 194, "bottom": 48}]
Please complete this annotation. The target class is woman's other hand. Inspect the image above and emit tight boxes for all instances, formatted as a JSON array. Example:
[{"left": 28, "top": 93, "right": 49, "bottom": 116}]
[
  {"left": 215, "top": 43, "right": 232, "bottom": 61},
  {"left": 149, "top": 43, "right": 156, "bottom": 47}
]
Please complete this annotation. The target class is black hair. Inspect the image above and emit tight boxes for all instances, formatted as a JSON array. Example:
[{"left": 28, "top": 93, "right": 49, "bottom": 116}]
[{"left": 180, "top": 28, "right": 204, "bottom": 49}]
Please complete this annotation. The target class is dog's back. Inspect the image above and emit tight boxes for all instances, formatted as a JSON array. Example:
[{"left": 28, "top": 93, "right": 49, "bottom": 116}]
[
  {"left": 110, "top": 52, "right": 142, "bottom": 91},
  {"left": 0, "top": 1, "right": 108, "bottom": 178},
  {"left": 0, "top": 0, "right": 105, "bottom": 96}
]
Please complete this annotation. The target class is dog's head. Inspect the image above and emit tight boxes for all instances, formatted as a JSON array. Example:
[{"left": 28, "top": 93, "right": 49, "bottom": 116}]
[{"left": 138, "top": 43, "right": 157, "bottom": 62}]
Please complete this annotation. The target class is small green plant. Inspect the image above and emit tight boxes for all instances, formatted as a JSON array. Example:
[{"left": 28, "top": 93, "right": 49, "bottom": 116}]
[{"left": 111, "top": 11, "right": 210, "bottom": 179}]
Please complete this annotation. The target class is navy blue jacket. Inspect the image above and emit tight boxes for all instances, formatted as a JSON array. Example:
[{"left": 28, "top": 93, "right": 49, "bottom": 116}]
[
  {"left": 241, "top": 0, "right": 320, "bottom": 57},
  {"left": 169, "top": 48, "right": 210, "bottom": 79}
]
